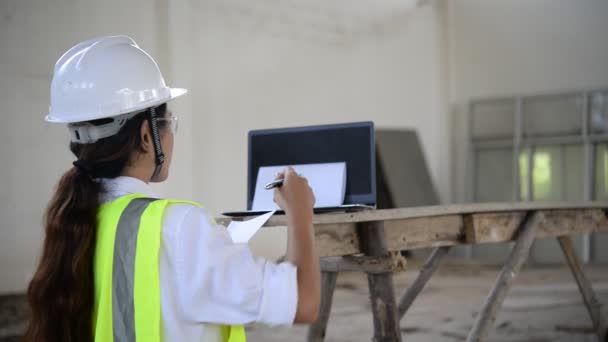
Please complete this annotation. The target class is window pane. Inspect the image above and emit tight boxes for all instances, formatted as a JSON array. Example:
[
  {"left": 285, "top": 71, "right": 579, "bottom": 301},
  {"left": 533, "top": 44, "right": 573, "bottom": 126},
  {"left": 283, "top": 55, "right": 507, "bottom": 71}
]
[
  {"left": 471, "top": 100, "right": 515, "bottom": 140},
  {"left": 519, "top": 148, "right": 530, "bottom": 200},
  {"left": 595, "top": 144, "right": 608, "bottom": 200},
  {"left": 531, "top": 145, "right": 584, "bottom": 201},
  {"left": 523, "top": 94, "right": 583, "bottom": 137},
  {"left": 589, "top": 91, "right": 608, "bottom": 134},
  {"left": 563, "top": 145, "right": 584, "bottom": 201},
  {"left": 593, "top": 145, "right": 608, "bottom": 263},
  {"left": 475, "top": 148, "right": 513, "bottom": 202},
  {"left": 593, "top": 234, "right": 608, "bottom": 263},
  {"left": 528, "top": 144, "right": 584, "bottom": 263},
  {"left": 471, "top": 243, "right": 514, "bottom": 264},
  {"left": 531, "top": 236, "right": 585, "bottom": 264}
]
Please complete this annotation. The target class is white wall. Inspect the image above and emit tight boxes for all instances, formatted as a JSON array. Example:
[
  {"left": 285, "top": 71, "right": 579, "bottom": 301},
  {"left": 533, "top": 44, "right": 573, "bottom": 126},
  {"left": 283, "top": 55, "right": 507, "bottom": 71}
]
[
  {"left": 0, "top": 0, "right": 192, "bottom": 294},
  {"left": 187, "top": 0, "right": 450, "bottom": 259},
  {"left": 447, "top": 0, "right": 608, "bottom": 262},
  {"left": 449, "top": 0, "right": 608, "bottom": 203},
  {"left": 0, "top": 0, "right": 449, "bottom": 293},
  {"left": 189, "top": 0, "right": 449, "bottom": 212},
  {"left": 3, "top": 0, "right": 607, "bottom": 293}
]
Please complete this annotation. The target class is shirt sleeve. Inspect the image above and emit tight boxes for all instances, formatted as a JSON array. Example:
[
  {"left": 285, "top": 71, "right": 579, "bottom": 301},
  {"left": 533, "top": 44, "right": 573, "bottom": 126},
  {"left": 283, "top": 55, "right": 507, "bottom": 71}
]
[{"left": 161, "top": 203, "right": 298, "bottom": 326}]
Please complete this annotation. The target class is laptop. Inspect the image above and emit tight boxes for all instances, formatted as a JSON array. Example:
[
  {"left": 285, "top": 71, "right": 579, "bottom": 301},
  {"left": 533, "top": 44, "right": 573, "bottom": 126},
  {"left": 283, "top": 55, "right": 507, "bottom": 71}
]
[{"left": 222, "top": 121, "right": 377, "bottom": 217}]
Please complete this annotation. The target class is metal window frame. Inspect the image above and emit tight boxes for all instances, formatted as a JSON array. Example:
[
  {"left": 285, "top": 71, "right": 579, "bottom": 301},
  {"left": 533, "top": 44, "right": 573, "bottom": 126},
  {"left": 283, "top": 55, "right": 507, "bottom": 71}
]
[
  {"left": 469, "top": 88, "right": 608, "bottom": 264},
  {"left": 582, "top": 92, "right": 593, "bottom": 263}
]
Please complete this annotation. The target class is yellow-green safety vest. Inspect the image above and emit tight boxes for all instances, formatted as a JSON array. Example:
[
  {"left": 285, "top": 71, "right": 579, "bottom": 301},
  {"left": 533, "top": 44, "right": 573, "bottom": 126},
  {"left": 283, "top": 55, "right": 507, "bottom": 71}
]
[{"left": 92, "top": 193, "right": 246, "bottom": 342}]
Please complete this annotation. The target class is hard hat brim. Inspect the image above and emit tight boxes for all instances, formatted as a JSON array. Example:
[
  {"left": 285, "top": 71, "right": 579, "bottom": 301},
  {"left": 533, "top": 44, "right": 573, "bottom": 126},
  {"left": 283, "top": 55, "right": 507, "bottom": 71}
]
[{"left": 46, "top": 87, "right": 188, "bottom": 123}]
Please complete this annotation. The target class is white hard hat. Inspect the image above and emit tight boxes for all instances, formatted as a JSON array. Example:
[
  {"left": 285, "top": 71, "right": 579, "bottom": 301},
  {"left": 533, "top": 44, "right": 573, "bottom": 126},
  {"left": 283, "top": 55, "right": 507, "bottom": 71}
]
[{"left": 46, "top": 35, "right": 186, "bottom": 124}]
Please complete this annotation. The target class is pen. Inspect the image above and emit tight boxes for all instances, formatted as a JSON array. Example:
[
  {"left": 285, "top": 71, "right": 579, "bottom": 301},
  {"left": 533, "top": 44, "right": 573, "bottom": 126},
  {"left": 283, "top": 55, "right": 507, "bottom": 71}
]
[{"left": 264, "top": 179, "right": 284, "bottom": 190}]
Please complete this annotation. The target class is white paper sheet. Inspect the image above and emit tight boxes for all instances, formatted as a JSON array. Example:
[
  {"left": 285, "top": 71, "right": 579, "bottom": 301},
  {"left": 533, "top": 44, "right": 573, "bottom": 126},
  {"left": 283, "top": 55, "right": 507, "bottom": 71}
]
[
  {"left": 252, "top": 162, "right": 346, "bottom": 211},
  {"left": 227, "top": 210, "right": 276, "bottom": 243}
]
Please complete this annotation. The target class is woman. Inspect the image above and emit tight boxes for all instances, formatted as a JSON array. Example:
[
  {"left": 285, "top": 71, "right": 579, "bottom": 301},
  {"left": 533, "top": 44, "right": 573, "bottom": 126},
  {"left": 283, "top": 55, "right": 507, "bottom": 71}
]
[{"left": 24, "top": 36, "right": 320, "bottom": 342}]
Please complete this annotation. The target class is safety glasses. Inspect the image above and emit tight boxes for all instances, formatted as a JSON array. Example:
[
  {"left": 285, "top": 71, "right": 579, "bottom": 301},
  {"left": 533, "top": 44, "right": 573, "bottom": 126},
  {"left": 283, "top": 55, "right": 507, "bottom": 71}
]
[{"left": 157, "top": 114, "right": 178, "bottom": 134}]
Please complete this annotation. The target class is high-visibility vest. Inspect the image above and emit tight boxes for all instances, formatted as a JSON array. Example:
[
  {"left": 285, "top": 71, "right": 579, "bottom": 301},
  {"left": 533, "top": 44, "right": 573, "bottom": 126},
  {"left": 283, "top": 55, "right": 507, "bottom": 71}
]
[{"left": 92, "top": 193, "right": 246, "bottom": 342}]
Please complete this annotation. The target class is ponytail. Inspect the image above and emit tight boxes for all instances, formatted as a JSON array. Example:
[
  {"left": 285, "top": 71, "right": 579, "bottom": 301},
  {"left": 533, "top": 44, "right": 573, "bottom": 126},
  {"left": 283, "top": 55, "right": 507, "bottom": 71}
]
[{"left": 24, "top": 166, "right": 100, "bottom": 341}]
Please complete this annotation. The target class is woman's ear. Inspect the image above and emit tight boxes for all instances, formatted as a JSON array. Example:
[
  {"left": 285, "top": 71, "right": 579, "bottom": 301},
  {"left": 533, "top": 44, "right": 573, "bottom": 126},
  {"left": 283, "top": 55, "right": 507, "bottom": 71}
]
[{"left": 139, "top": 119, "right": 152, "bottom": 153}]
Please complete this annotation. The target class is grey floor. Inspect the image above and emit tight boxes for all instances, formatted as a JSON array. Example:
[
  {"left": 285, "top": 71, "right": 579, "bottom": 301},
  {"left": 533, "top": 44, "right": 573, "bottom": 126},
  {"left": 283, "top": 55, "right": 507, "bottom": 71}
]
[
  {"left": 246, "top": 262, "right": 608, "bottom": 342},
  {"left": 0, "top": 294, "right": 27, "bottom": 342},
  {"left": 2, "top": 262, "right": 607, "bottom": 341}
]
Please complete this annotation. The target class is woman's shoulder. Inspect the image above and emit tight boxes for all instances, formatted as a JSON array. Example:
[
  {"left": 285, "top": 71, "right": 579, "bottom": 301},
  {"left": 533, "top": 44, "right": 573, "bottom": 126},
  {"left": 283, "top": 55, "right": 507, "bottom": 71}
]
[
  {"left": 161, "top": 201, "right": 232, "bottom": 245},
  {"left": 161, "top": 200, "right": 221, "bottom": 232}
]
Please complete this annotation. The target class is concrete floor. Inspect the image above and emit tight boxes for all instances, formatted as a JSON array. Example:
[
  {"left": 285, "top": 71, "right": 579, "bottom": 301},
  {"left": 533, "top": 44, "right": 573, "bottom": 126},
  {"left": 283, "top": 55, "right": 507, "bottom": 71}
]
[
  {"left": 247, "top": 262, "right": 608, "bottom": 342},
  {"left": 1, "top": 262, "right": 607, "bottom": 342},
  {"left": 0, "top": 294, "right": 26, "bottom": 342}
]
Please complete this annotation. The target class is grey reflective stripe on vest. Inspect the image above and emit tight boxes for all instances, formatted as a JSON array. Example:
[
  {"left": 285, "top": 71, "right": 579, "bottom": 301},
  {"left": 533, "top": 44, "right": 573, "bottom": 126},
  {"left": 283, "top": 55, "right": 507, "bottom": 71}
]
[{"left": 112, "top": 198, "right": 158, "bottom": 342}]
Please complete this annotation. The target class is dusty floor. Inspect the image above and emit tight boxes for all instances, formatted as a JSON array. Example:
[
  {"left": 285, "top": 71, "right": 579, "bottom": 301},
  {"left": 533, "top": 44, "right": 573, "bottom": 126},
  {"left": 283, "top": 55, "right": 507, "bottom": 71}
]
[
  {"left": 246, "top": 262, "right": 608, "bottom": 342},
  {"left": 1, "top": 263, "right": 607, "bottom": 342}
]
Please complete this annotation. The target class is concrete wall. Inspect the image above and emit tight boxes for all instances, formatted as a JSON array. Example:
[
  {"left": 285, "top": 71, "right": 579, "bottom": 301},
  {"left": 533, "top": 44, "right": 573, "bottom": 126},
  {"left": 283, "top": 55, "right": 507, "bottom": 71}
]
[
  {"left": 448, "top": 0, "right": 608, "bottom": 262},
  {"left": 189, "top": 0, "right": 450, "bottom": 211},
  {"left": 449, "top": 0, "right": 608, "bottom": 203},
  {"left": 162, "top": 0, "right": 450, "bottom": 262},
  {"left": 0, "top": 0, "right": 183, "bottom": 294},
  {"left": 2, "top": 0, "right": 606, "bottom": 293},
  {"left": 0, "top": 0, "right": 449, "bottom": 293}
]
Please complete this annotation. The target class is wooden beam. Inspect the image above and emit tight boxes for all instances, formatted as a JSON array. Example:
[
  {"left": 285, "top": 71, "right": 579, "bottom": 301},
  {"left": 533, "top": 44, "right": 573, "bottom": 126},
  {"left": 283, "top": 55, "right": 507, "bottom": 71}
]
[
  {"left": 311, "top": 214, "right": 465, "bottom": 256},
  {"left": 220, "top": 202, "right": 608, "bottom": 227},
  {"left": 315, "top": 223, "right": 360, "bottom": 257},
  {"left": 384, "top": 215, "right": 464, "bottom": 251},
  {"left": 307, "top": 272, "right": 338, "bottom": 342},
  {"left": 218, "top": 206, "right": 608, "bottom": 257},
  {"left": 312, "top": 208, "right": 607, "bottom": 257},
  {"left": 558, "top": 236, "right": 607, "bottom": 342},
  {"left": 397, "top": 246, "right": 451, "bottom": 320},
  {"left": 465, "top": 209, "right": 607, "bottom": 244},
  {"left": 320, "top": 252, "right": 407, "bottom": 274},
  {"left": 464, "top": 212, "right": 526, "bottom": 243},
  {"left": 466, "top": 212, "right": 541, "bottom": 342},
  {"left": 357, "top": 221, "right": 402, "bottom": 342}
]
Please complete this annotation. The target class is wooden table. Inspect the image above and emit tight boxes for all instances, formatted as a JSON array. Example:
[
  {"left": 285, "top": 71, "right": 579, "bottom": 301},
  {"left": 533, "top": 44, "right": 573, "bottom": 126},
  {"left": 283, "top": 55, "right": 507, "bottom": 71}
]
[{"left": 222, "top": 202, "right": 608, "bottom": 342}]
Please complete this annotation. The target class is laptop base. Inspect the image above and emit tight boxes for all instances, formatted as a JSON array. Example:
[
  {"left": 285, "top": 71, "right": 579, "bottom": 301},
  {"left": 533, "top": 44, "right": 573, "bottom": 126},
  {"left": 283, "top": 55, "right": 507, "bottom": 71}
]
[{"left": 221, "top": 204, "right": 374, "bottom": 218}]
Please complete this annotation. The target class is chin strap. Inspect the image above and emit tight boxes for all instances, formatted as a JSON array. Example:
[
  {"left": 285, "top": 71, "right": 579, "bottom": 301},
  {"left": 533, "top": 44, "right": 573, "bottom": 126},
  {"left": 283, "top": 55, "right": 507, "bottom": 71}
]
[{"left": 147, "top": 106, "right": 165, "bottom": 181}]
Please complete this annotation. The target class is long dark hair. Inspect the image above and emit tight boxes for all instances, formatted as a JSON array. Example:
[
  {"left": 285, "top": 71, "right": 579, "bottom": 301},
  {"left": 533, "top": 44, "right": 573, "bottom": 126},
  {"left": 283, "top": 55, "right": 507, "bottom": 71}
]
[{"left": 24, "top": 104, "right": 168, "bottom": 342}]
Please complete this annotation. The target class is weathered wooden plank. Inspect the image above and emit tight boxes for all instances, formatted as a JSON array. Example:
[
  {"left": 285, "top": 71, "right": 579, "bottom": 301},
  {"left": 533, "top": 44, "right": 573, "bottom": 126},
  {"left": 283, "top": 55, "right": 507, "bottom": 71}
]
[
  {"left": 220, "top": 202, "right": 608, "bottom": 227},
  {"left": 307, "top": 271, "right": 338, "bottom": 342},
  {"left": 385, "top": 215, "right": 465, "bottom": 251},
  {"left": 314, "top": 209, "right": 606, "bottom": 257},
  {"left": 397, "top": 246, "right": 451, "bottom": 320},
  {"left": 467, "top": 212, "right": 541, "bottom": 342},
  {"left": 465, "top": 209, "right": 608, "bottom": 244},
  {"left": 314, "top": 214, "right": 464, "bottom": 256},
  {"left": 558, "top": 236, "right": 608, "bottom": 342},
  {"left": 218, "top": 206, "right": 608, "bottom": 258},
  {"left": 357, "top": 221, "right": 402, "bottom": 342},
  {"left": 464, "top": 212, "right": 526, "bottom": 244},
  {"left": 315, "top": 223, "right": 359, "bottom": 257},
  {"left": 320, "top": 252, "right": 407, "bottom": 274}
]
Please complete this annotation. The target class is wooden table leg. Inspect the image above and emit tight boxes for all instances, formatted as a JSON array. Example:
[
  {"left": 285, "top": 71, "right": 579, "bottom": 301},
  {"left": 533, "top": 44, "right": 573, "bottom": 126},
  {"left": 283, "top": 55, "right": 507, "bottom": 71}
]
[
  {"left": 558, "top": 235, "right": 608, "bottom": 342},
  {"left": 358, "top": 221, "right": 403, "bottom": 342},
  {"left": 466, "top": 211, "right": 541, "bottom": 342},
  {"left": 398, "top": 246, "right": 451, "bottom": 320},
  {"left": 307, "top": 271, "right": 338, "bottom": 342}
]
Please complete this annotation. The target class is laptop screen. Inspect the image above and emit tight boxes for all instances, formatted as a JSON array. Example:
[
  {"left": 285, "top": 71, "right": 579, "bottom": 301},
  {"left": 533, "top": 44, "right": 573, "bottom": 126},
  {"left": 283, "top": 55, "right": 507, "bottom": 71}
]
[{"left": 247, "top": 122, "right": 376, "bottom": 210}]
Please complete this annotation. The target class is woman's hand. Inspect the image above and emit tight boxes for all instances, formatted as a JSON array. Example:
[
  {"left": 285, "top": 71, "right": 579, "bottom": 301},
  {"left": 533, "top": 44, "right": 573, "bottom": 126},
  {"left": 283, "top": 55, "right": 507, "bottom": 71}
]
[{"left": 273, "top": 167, "right": 315, "bottom": 218}]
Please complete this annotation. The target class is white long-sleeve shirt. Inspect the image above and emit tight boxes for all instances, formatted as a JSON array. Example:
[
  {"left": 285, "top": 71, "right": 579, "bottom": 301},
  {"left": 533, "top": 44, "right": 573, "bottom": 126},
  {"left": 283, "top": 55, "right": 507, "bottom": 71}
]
[{"left": 99, "top": 176, "right": 298, "bottom": 341}]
